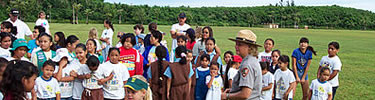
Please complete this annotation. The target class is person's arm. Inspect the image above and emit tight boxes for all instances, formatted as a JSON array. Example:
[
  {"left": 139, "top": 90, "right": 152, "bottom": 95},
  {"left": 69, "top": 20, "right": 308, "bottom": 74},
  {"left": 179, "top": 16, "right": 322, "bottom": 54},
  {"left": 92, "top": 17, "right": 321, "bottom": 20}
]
[
  {"left": 228, "top": 79, "right": 233, "bottom": 88},
  {"left": 222, "top": 87, "right": 252, "bottom": 100},
  {"left": 56, "top": 93, "right": 61, "bottom": 100},
  {"left": 31, "top": 88, "right": 37, "bottom": 100},
  {"left": 317, "top": 66, "right": 322, "bottom": 78},
  {"left": 301, "top": 59, "right": 311, "bottom": 82},
  {"left": 292, "top": 57, "right": 300, "bottom": 83},
  {"left": 283, "top": 81, "right": 296, "bottom": 100},
  {"left": 167, "top": 78, "right": 171, "bottom": 100},
  {"left": 206, "top": 76, "right": 214, "bottom": 88},
  {"left": 214, "top": 45, "right": 221, "bottom": 55},
  {"left": 262, "top": 83, "right": 273, "bottom": 91},
  {"left": 54, "top": 59, "right": 68, "bottom": 81},
  {"left": 308, "top": 89, "right": 313, "bottom": 100},
  {"left": 77, "top": 73, "right": 91, "bottom": 79},
  {"left": 170, "top": 30, "right": 177, "bottom": 39},
  {"left": 98, "top": 73, "right": 114, "bottom": 85},
  {"left": 329, "top": 70, "right": 339, "bottom": 80}
]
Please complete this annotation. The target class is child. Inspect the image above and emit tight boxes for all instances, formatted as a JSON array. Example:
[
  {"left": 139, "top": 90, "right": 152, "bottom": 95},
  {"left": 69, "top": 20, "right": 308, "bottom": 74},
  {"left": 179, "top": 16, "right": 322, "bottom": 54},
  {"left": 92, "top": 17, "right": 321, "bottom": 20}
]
[
  {"left": 223, "top": 51, "right": 234, "bottom": 75},
  {"left": 260, "top": 62, "right": 274, "bottom": 100},
  {"left": 185, "top": 28, "right": 196, "bottom": 50},
  {"left": 258, "top": 38, "right": 274, "bottom": 63},
  {"left": 317, "top": 41, "right": 341, "bottom": 100},
  {"left": 87, "top": 28, "right": 102, "bottom": 53},
  {"left": 100, "top": 20, "right": 114, "bottom": 61},
  {"left": 31, "top": 33, "right": 56, "bottom": 76},
  {"left": 225, "top": 55, "right": 241, "bottom": 89},
  {"left": 136, "top": 34, "right": 146, "bottom": 54},
  {"left": 77, "top": 56, "right": 113, "bottom": 100},
  {"left": 205, "top": 61, "right": 223, "bottom": 100},
  {"left": 292, "top": 37, "right": 317, "bottom": 100},
  {"left": 143, "top": 30, "right": 169, "bottom": 79},
  {"left": 0, "top": 60, "right": 38, "bottom": 100},
  {"left": 1, "top": 21, "right": 18, "bottom": 39},
  {"left": 27, "top": 26, "right": 45, "bottom": 58},
  {"left": 0, "top": 58, "right": 8, "bottom": 82},
  {"left": 164, "top": 46, "right": 194, "bottom": 100},
  {"left": 309, "top": 67, "right": 333, "bottom": 100},
  {"left": 125, "top": 75, "right": 152, "bottom": 100},
  {"left": 33, "top": 60, "right": 61, "bottom": 100},
  {"left": 70, "top": 44, "right": 89, "bottom": 100},
  {"left": 194, "top": 37, "right": 222, "bottom": 74},
  {"left": 186, "top": 50, "right": 196, "bottom": 100},
  {"left": 54, "top": 32, "right": 66, "bottom": 49},
  {"left": 7, "top": 39, "right": 30, "bottom": 61},
  {"left": 0, "top": 32, "right": 12, "bottom": 58},
  {"left": 195, "top": 54, "right": 210, "bottom": 100},
  {"left": 147, "top": 45, "right": 169, "bottom": 100},
  {"left": 51, "top": 48, "right": 75, "bottom": 100},
  {"left": 119, "top": 33, "right": 144, "bottom": 77},
  {"left": 274, "top": 55, "right": 296, "bottom": 100},
  {"left": 102, "top": 48, "right": 130, "bottom": 99},
  {"left": 133, "top": 24, "right": 145, "bottom": 50},
  {"left": 171, "top": 35, "right": 187, "bottom": 62},
  {"left": 35, "top": 11, "right": 50, "bottom": 34},
  {"left": 66, "top": 35, "right": 80, "bottom": 59},
  {"left": 269, "top": 49, "right": 281, "bottom": 74},
  {"left": 86, "top": 39, "right": 104, "bottom": 63}
]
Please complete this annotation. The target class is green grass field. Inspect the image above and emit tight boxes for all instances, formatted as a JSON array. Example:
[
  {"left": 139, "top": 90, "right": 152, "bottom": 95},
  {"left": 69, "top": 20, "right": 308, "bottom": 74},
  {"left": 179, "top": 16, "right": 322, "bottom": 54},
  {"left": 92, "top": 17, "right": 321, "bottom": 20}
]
[{"left": 27, "top": 23, "right": 375, "bottom": 100}]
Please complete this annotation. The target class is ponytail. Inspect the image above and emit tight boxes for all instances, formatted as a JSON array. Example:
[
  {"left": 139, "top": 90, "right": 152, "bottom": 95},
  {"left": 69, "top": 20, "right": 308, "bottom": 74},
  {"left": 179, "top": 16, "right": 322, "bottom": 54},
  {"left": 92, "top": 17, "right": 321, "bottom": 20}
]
[
  {"left": 224, "top": 60, "right": 233, "bottom": 89},
  {"left": 307, "top": 46, "right": 316, "bottom": 56},
  {"left": 105, "top": 20, "right": 114, "bottom": 32},
  {"left": 175, "top": 46, "right": 187, "bottom": 65},
  {"left": 299, "top": 37, "right": 316, "bottom": 56},
  {"left": 155, "top": 46, "right": 167, "bottom": 88}
]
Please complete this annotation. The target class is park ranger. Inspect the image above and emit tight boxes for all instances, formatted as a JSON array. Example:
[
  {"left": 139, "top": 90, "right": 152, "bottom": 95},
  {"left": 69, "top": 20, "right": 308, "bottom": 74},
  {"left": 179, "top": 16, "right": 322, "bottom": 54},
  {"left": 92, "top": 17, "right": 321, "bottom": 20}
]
[{"left": 222, "top": 30, "right": 262, "bottom": 100}]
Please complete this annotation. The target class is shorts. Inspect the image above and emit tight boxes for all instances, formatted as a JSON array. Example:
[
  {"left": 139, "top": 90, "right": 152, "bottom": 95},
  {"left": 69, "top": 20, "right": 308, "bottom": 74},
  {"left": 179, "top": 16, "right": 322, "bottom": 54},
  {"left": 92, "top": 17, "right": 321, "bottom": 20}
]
[
  {"left": 296, "top": 69, "right": 308, "bottom": 80},
  {"left": 81, "top": 88, "right": 103, "bottom": 100}
]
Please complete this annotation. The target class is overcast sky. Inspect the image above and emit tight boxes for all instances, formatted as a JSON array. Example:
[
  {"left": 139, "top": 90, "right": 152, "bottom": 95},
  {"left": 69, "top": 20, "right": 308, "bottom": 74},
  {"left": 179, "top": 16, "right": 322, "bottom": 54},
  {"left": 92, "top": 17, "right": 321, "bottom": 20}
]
[{"left": 104, "top": 0, "right": 375, "bottom": 12}]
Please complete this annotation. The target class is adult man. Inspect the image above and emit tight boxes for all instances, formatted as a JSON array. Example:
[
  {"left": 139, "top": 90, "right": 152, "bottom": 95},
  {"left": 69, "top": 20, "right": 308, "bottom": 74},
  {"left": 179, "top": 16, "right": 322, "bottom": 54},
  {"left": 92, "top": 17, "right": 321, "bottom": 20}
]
[
  {"left": 6, "top": 8, "right": 32, "bottom": 39},
  {"left": 170, "top": 12, "right": 191, "bottom": 52}
]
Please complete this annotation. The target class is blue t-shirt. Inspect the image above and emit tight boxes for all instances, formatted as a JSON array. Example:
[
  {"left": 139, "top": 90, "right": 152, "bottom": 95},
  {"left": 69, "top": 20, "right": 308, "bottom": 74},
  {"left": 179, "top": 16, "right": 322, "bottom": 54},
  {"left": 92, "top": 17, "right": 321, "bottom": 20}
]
[
  {"left": 27, "top": 39, "right": 38, "bottom": 53},
  {"left": 292, "top": 48, "right": 312, "bottom": 71},
  {"left": 163, "top": 58, "right": 194, "bottom": 78}
]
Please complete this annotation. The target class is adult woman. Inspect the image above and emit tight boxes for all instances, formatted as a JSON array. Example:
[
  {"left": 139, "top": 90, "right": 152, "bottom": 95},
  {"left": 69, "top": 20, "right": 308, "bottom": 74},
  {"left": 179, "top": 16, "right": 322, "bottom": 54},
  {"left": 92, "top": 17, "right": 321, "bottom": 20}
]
[
  {"left": 192, "top": 26, "right": 221, "bottom": 59},
  {"left": 221, "top": 30, "right": 262, "bottom": 100}
]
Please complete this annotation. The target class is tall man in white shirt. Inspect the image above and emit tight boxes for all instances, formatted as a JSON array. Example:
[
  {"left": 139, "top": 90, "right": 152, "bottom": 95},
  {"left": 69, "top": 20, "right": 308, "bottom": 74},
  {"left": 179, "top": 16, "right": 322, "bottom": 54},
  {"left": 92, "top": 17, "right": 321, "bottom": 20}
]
[
  {"left": 170, "top": 12, "right": 191, "bottom": 52},
  {"left": 6, "top": 8, "right": 32, "bottom": 39}
]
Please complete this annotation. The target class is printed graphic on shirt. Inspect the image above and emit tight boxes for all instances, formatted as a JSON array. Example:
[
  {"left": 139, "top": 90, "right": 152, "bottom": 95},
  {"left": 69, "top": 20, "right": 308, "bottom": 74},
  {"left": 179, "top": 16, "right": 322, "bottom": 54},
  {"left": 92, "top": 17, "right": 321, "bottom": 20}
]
[
  {"left": 60, "top": 73, "right": 73, "bottom": 94},
  {"left": 84, "top": 74, "right": 101, "bottom": 89},
  {"left": 276, "top": 77, "right": 286, "bottom": 95},
  {"left": 105, "top": 71, "right": 121, "bottom": 90},
  {"left": 120, "top": 55, "right": 136, "bottom": 71},
  {"left": 260, "top": 56, "right": 272, "bottom": 62}
]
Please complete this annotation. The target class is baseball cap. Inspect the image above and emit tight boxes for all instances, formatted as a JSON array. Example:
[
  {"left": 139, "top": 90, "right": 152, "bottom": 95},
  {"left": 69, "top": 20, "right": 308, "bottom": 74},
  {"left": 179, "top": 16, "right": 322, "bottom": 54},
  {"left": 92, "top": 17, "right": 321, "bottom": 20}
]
[
  {"left": 233, "top": 55, "right": 243, "bottom": 63},
  {"left": 125, "top": 77, "right": 149, "bottom": 91},
  {"left": 10, "top": 8, "right": 20, "bottom": 16},
  {"left": 179, "top": 12, "right": 186, "bottom": 18}
]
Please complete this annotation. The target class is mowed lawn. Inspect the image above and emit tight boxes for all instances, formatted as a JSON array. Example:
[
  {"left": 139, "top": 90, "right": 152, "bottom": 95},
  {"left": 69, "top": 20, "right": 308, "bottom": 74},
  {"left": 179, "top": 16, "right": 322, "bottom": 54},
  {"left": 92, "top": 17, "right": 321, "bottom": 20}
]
[{"left": 27, "top": 23, "right": 375, "bottom": 100}]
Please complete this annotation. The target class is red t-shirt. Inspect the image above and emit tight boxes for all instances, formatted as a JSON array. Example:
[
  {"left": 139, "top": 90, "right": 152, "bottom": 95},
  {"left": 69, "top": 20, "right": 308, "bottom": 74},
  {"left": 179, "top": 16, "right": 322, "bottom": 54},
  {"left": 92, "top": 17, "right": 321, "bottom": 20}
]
[
  {"left": 186, "top": 41, "right": 196, "bottom": 50},
  {"left": 119, "top": 47, "right": 144, "bottom": 77}
]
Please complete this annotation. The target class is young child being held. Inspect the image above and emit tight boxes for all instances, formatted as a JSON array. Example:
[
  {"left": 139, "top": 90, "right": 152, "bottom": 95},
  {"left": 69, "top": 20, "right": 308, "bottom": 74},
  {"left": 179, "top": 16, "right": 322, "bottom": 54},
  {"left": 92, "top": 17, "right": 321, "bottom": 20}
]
[
  {"left": 309, "top": 67, "right": 333, "bottom": 100},
  {"left": 274, "top": 55, "right": 296, "bottom": 100},
  {"left": 205, "top": 61, "right": 223, "bottom": 100},
  {"left": 260, "top": 62, "right": 274, "bottom": 100},
  {"left": 102, "top": 48, "right": 130, "bottom": 100},
  {"left": 77, "top": 56, "right": 113, "bottom": 100},
  {"left": 195, "top": 54, "right": 211, "bottom": 100},
  {"left": 33, "top": 60, "right": 61, "bottom": 100}
]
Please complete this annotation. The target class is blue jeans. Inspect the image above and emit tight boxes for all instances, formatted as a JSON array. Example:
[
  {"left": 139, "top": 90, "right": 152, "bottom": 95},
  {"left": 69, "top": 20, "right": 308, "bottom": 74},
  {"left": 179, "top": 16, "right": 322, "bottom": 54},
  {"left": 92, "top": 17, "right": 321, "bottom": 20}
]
[
  {"left": 61, "top": 97, "right": 73, "bottom": 100},
  {"left": 296, "top": 70, "right": 308, "bottom": 80},
  {"left": 102, "top": 45, "right": 111, "bottom": 60}
]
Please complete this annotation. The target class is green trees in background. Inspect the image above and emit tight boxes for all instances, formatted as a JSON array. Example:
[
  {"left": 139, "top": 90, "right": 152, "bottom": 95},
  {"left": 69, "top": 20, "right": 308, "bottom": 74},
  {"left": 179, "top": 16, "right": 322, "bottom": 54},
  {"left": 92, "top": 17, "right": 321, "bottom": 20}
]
[{"left": 1, "top": 0, "right": 375, "bottom": 30}]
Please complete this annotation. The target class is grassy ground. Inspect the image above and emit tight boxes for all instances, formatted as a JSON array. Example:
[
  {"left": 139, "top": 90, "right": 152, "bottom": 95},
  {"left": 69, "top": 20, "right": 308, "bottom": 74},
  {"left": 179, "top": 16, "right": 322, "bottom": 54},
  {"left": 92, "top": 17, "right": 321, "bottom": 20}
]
[{"left": 27, "top": 23, "right": 375, "bottom": 100}]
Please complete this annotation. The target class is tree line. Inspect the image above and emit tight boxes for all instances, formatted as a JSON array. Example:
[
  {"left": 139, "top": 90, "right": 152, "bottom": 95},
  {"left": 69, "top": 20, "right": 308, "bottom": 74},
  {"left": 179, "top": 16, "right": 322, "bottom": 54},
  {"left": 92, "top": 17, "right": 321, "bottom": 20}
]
[{"left": 1, "top": 0, "right": 374, "bottom": 30}]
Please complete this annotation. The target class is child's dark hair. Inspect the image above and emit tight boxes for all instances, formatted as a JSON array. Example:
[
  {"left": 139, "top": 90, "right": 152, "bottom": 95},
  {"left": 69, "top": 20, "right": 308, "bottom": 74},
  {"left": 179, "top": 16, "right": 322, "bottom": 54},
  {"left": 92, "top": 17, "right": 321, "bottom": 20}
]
[
  {"left": 271, "top": 49, "right": 281, "bottom": 57},
  {"left": 319, "top": 67, "right": 330, "bottom": 76},
  {"left": 76, "top": 43, "right": 88, "bottom": 58},
  {"left": 329, "top": 41, "right": 340, "bottom": 49},
  {"left": 66, "top": 35, "right": 79, "bottom": 46},
  {"left": 224, "top": 51, "right": 234, "bottom": 58},
  {"left": 34, "top": 25, "right": 46, "bottom": 33},
  {"left": 108, "top": 47, "right": 120, "bottom": 56},
  {"left": 1, "top": 21, "right": 17, "bottom": 36},
  {"left": 148, "top": 22, "right": 157, "bottom": 32},
  {"left": 121, "top": 33, "right": 136, "bottom": 46},
  {"left": 55, "top": 32, "right": 66, "bottom": 48},
  {"left": 260, "top": 62, "right": 269, "bottom": 70},
  {"left": 278, "top": 55, "right": 290, "bottom": 69},
  {"left": 0, "top": 57, "right": 8, "bottom": 68},
  {"left": 202, "top": 26, "right": 213, "bottom": 38},
  {"left": 42, "top": 59, "right": 56, "bottom": 69},
  {"left": 177, "top": 35, "right": 187, "bottom": 42},
  {"left": 187, "top": 29, "right": 196, "bottom": 43},
  {"left": 205, "top": 37, "right": 216, "bottom": 45},
  {"left": 155, "top": 45, "right": 167, "bottom": 87},
  {"left": 0, "top": 32, "right": 12, "bottom": 42},
  {"left": 210, "top": 61, "right": 219, "bottom": 68},
  {"left": 86, "top": 39, "right": 98, "bottom": 54},
  {"left": 264, "top": 38, "right": 274, "bottom": 45},
  {"left": 86, "top": 56, "right": 100, "bottom": 67},
  {"left": 175, "top": 46, "right": 187, "bottom": 65},
  {"left": 38, "top": 33, "right": 57, "bottom": 51},
  {"left": 200, "top": 54, "right": 210, "bottom": 61},
  {"left": 299, "top": 37, "right": 316, "bottom": 56},
  {"left": 0, "top": 60, "right": 38, "bottom": 100},
  {"left": 105, "top": 19, "right": 114, "bottom": 32},
  {"left": 133, "top": 24, "right": 144, "bottom": 33},
  {"left": 151, "top": 30, "right": 162, "bottom": 43}
]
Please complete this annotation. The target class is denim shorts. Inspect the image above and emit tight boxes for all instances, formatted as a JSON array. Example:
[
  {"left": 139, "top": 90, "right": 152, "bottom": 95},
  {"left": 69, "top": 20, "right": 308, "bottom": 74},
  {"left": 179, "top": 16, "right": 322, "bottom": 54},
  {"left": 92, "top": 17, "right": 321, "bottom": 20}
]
[{"left": 296, "top": 70, "right": 308, "bottom": 80}]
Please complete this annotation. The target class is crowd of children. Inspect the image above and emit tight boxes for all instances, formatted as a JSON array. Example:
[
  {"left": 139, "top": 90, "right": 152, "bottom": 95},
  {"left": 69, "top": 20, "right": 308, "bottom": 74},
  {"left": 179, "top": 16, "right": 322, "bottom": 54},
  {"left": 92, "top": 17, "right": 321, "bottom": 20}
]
[{"left": 0, "top": 11, "right": 343, "bottom": 100}]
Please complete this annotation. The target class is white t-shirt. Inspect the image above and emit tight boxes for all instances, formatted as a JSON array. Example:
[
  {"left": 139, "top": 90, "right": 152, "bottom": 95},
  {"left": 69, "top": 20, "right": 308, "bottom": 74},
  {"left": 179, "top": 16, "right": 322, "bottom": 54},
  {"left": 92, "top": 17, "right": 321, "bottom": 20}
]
[
  {"left": 205, "top": 75, "right": 223, "bottom": 100},
  {"left": 227, "top": 68, "right": 238, "bottom": 80},
  {"left": 310, "top": 79, "right": 333, "bottom": 100},
  {"left": 6, "top": 18, "right": 32, "bottom": 39},
  {"left": 101, "top": 61, "right": 130, "bottom": 99},
  {"left": 78, "top": 63, "right": 110, "bottom": 89},
  {"left": 71, "top": 59, "right": 86, "bottom": 99},
  {"left": 0, "top": 47, "right": 11, "bottom": 58},
  {"left": 258, "top": 51, "right": 272, "bottom": 62},
  {"left": 35, "top": 19, "right": 50, "bottom": 34},
  {"left": 101, "top": 28, "right": 114, "bottom": 47},
  {"left": 261, "top": 72, "right": 274, "bottom": 100},
  {"left": 170, "top": 23, "right": 190, "bottom": 51},
  {"left": 34, "top": 77, "right": 61, "bottom": 99},
  {"left": 58, "top": 63, "right": 80, "bottom": 98},
  {"left": 319, "top": 55, "right": 342, "bottom": 87},
  {"left": 274, "top": 69, "right": 295, "bottom": 99}
]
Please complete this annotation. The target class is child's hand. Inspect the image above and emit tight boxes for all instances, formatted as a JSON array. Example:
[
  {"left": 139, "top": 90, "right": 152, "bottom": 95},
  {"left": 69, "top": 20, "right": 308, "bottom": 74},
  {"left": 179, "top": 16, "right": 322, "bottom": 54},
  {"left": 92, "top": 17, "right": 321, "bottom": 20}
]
[
  {"left": 84, "top": 74, "right": 91, "bottom": 79},
  {"left": 283, "top": 93, "right": 289, "bottom": 100},
  {"left": 98, "top": 79, "right": 106, "bottom": 85},
  {"left": 300, "top": 79, "right": 305, "bottom": 83},
  {"left": 296, "top": 78, "right": 300, "bottom": 83},
  {"left": 70, "top": 70, "right": 77, "bottom": 78}
]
